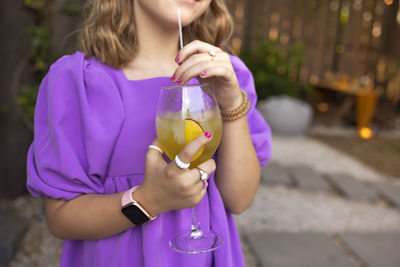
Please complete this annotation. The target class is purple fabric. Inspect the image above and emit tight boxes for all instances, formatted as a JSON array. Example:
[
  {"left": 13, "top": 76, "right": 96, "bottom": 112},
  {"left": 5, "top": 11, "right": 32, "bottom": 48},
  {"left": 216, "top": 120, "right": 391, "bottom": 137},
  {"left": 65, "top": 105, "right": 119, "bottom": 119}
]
[{"left": 26, "top": 51, "right": 272, "bottom": 267}]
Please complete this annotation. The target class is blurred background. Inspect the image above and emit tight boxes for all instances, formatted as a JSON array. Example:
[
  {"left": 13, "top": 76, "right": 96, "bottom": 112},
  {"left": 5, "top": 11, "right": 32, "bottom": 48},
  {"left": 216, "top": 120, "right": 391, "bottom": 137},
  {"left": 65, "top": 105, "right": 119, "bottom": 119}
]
[{"left": 0, "top": 0, "right": 399, "bottom": 266}]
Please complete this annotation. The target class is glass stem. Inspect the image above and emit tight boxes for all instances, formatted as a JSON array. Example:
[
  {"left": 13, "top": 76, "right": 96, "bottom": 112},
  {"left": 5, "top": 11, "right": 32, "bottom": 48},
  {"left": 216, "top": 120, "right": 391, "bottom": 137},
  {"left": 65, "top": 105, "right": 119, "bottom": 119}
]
[{"left": 190, "top": 206, "right": 203, "bottom": 239}]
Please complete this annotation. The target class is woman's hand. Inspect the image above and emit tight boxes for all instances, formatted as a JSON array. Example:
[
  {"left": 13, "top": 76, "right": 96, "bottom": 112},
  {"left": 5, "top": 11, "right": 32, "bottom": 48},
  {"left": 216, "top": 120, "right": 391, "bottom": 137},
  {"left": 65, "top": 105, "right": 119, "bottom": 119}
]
[
  {"left": 137, "top": 133, "right": 216, "bottom": 217},
  {"left": 172, "top": 40, "right": 242, "bottom": 111}
]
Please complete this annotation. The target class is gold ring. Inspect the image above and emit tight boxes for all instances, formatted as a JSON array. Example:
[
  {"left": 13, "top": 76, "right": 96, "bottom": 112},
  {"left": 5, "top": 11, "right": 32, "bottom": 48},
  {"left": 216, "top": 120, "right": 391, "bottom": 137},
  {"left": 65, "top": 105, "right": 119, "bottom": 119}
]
[
  {"left": 209, "top": 49, "right": 217, "bottom": 61},
  {"left": 148, "top": 145, "right": 163, "bottom": 154}
]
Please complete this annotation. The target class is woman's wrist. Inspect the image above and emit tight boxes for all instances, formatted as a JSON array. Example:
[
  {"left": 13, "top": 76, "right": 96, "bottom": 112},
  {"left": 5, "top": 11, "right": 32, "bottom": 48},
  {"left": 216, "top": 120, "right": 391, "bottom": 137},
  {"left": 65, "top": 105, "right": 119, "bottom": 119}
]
[
  {"left": 131, "top": 186, "right": 163, "bottom": 218},
  {"left": 220, "top": 89, "right": 250, "bottom": 122},
  {"left": 221, "top": 95, "right": 242, "bottom": 111},
  {"left": 218, "top": 88, "right": 242, "bottom": 111}
]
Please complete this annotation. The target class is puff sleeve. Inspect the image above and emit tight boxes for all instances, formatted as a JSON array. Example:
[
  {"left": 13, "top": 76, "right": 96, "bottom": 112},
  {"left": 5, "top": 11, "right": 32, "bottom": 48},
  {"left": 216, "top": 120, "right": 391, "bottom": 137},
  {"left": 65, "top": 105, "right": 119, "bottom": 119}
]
[
  {"left": 229, "top": 55, "right": 272, "bottom": 167},
  {"left": 26, "top": 52, "right": 125, "bottom": 200}
]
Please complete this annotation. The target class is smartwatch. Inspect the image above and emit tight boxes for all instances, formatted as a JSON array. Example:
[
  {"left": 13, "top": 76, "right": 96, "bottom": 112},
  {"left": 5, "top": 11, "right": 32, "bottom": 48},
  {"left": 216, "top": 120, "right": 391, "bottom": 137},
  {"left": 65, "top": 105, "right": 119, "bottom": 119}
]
[{"left": 121, "top": 186, "right": 157, "bottom": 225}]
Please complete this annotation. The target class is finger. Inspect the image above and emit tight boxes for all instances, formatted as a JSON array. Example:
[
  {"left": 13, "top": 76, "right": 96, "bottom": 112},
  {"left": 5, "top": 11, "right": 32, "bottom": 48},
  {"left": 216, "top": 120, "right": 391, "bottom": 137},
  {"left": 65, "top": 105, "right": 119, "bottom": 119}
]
[
  {"left": 148, "top": 139, "right": 164, "bottom": 154},
  {"left": 186, "top": 177, "right": 207, "bottom": 207},
  {"left": 197, "top": 179, "right": 208, "bottom": 201},
  {"left": 173, "top": 52, "right": 231, "bottom": 83},
  {"left": 191, "top": 158, "right": 216, "bottom": 183},
  {"left": 172, "top": 53, "right": 210, "bottom": 83},
  {"left": 179, "top": 60, "right": 232, "bottom": 85},
  {"left": 195, "top": 159, "right": 216, "bottom": 178},
  {"left": 193, "top": 170, "right": 209, "bottom": 197},
  {"left": 195, "top": 175, "right": 209, "bottom": 202},
  {"left": 176, "top": 40, "right": 222, "bottom": 64},
  {"left": 182, "top": 159, "right": 215, "bottom": 201},
  {"left": 175, "top": 159, "right": 216, "bottom": 190},
  {"left": 177, "top": 60, "right": 234, "bottom": 84},
  {"left": 146, "top": 139, "right": 167, "bottom": 166},
  {"left": 196, "top": 64, "right": 235, "bottom": 81},
  {"left": 173, "top": 132, "right": 212, "bottom": 171}
]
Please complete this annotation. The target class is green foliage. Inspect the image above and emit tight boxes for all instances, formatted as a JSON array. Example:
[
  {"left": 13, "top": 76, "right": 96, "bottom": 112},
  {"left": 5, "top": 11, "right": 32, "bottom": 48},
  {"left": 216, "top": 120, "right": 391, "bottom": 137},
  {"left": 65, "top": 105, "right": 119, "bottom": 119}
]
[
  {"left": 24, "top": 0, "right": 48, "bottom": 11},
  {"left": 0, "top": 104, "right": 10, "bottom": 114},
  {"left": 18, "top": 85, "right": 39, "bottom": 121},
  {"left": 17, "top": 0, "right": 51, "bottom": 126},
  {"left": 27, "top": 25, "right": 50, "bottom": 75},
  {"left": 240, "top": 40, "right": 312, "bottom": 101},
  {"left": 60, "top": 0, "right": 81, "bottom": 15},
  {"left": 19, "top": 0, "right": 81, "bottom": 125}
]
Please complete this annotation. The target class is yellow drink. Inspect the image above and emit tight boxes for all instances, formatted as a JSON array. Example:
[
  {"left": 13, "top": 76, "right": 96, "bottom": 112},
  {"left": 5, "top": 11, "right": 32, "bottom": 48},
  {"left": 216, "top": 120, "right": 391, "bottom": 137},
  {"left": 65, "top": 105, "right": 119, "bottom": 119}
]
[{"left": 156, "top": 110, "right": 222, "bottom": 168}]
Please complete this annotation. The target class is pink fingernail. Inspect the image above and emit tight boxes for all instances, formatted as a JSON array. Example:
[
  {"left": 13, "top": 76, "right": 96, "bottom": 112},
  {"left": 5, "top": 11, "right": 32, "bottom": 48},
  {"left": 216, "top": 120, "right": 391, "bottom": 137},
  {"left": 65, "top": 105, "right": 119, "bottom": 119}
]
[
  {"left": 204, "top": 132, "right": 212, "bottom": 139},
  {"left": 171, "top": 75, "right": 175, "bottom": 81},
  {"left": 175, "top": 56, "right": 180, "bottom": 63},
  {"left": 200, "top": 71, "right": 206, "bottom": 77},
  {"left": 177, "top": 78, "right": 182, "bottom": 84}
]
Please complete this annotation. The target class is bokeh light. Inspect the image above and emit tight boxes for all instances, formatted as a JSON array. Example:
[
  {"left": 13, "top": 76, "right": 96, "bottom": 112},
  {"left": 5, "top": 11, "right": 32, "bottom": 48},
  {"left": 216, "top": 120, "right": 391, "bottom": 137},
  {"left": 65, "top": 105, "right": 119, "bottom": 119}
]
[
  {"left": 372, "top": 22, "right": 382, "bottom": 37},
  {"left": 358, "top": 127, "right": 373, "bottom": 139},
  {"left": 384, "top": 0, "right": 393, "bottom": 5},
  {"left": 318, "top": 102, "right": 329, "bottom": 112},
  {"left": 269, "top": 27, "right": 279, "bottom": 40}
]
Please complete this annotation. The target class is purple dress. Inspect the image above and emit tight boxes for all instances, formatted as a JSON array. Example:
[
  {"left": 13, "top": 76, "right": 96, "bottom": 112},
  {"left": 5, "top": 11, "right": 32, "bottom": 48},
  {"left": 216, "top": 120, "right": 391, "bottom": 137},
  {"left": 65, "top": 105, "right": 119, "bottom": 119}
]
[{"left": 26, "top": 51, "right": 272, "bottom": 267}]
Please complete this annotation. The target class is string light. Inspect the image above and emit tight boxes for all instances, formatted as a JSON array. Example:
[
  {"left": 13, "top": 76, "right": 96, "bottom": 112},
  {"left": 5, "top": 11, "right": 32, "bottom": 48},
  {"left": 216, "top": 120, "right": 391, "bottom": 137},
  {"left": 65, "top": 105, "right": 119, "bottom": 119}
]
[
  {"left": 372, "top": 22, "right": 382, "bottom": 37},
  {"left": 353, "top": 0, "right": 362, "bottom": 11},
  {"left": 269, "top": 27, "right": 279, "bottom": 40},
  {"left": 384, "top": 0, "right": 393, "bottom": 5}
]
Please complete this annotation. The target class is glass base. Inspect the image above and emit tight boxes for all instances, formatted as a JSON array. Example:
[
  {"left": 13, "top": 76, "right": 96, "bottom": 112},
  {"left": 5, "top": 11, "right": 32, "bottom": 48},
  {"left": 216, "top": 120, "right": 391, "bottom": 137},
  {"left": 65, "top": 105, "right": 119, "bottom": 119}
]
[{"left": 169, "top": 230, "right": 224, "bottom": 254}]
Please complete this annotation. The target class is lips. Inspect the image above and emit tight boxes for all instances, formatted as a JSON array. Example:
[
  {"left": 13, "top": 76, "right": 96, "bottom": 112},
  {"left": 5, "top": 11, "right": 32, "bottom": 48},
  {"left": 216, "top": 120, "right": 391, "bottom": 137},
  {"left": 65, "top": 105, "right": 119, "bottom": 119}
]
[{"left": 182, "top": 0, "right": 199, "bottom": 3}]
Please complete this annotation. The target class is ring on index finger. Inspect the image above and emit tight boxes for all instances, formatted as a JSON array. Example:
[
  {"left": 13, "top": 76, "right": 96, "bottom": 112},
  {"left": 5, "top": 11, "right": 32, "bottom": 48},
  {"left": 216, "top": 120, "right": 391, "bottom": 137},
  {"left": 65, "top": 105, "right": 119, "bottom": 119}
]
[{"left": 148, "top": 145, "right": 163, "bottom": 154}]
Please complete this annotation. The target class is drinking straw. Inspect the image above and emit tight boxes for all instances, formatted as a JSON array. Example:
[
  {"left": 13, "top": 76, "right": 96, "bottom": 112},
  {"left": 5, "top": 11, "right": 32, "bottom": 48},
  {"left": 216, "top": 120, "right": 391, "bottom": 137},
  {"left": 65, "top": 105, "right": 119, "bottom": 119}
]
[
  {"left": 177, "top": 8, "right": 190, "bottom": 115},
  {"left": 178, "top": 8, "right": 183, "bottom": 49}
]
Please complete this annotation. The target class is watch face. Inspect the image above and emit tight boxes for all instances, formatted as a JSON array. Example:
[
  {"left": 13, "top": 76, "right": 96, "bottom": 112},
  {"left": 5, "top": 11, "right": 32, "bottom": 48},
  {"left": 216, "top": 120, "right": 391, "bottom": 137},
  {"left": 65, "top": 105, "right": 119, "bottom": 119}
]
[{"left": 122, "top": 204, "right": 150, "bottom": 225}]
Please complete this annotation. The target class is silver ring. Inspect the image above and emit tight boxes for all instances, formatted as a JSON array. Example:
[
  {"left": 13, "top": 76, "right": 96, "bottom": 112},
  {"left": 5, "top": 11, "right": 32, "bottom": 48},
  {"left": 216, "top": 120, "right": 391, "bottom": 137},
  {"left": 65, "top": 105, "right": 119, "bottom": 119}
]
[
  {"left": 196, "top": 167, "right": 209, "bottom": 181},
  {"left": 148, "top": 145, "right": 163, "bottom": 154},
  {"left": 174, "top": 155, "right": 190, "bottom": 169}
]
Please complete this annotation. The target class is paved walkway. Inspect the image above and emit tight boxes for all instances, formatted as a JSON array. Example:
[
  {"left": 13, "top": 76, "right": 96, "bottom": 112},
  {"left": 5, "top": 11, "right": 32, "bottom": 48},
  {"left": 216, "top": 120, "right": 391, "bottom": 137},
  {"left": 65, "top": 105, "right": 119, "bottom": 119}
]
[{"left": 235, "top": 135, "right": 400, "bottom": 267}]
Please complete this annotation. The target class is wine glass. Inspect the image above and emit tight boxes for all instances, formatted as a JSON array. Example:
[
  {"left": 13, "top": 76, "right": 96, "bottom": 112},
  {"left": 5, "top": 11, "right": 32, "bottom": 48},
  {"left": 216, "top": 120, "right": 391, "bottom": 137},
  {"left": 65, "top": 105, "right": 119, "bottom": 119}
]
[{"left": 156, "top": 83, "right": 224, "bottom": 254}]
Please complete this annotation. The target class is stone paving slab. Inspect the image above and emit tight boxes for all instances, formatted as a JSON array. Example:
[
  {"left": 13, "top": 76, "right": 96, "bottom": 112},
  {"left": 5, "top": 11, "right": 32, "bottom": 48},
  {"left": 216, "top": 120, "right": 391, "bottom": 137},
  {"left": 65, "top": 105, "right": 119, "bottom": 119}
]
[
  {"left": 261, "top": 162, "right": 292, "bottom": 186},
  {"left": 246, "top": 232, "right": 355, "bottom": 267},
  {"left": 289, "top": 165, "right": 331, "bottom": 191},
  {"left": 338, "top": 233, "right": 400, "bottom": 267},
  {"left": 370, "top": 182, "right": 400, "bottom": 210},
  {"left": 0, "top": 212, "right": 28, "bottom": 265},
  {"left": 326, "top": 174, "right": 379, "bottom": 201}
]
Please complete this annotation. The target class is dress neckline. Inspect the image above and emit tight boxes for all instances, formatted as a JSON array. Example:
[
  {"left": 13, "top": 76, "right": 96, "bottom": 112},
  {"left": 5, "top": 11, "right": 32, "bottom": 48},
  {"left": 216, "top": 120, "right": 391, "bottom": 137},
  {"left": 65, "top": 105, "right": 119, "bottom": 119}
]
[
  {"left": 114, "top": 64, "right": 200, "bottom": 86},
  {"left": 118, "top": 68, "right": 171, "bottom": 83}
]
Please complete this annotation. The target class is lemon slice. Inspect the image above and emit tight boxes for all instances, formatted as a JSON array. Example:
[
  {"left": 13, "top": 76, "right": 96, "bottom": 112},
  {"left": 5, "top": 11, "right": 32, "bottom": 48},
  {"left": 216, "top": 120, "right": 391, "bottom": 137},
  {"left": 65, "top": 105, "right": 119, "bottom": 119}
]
[{"left": 184, "top": 119, "right": 205, "bottom": 162}]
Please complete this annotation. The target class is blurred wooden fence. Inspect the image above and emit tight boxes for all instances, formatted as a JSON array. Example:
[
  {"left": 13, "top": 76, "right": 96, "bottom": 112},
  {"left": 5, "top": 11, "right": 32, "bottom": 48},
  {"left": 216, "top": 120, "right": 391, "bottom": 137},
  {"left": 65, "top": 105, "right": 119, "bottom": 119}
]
[{"left": 226, "top": 0, "right": 400, "bottom": 89}]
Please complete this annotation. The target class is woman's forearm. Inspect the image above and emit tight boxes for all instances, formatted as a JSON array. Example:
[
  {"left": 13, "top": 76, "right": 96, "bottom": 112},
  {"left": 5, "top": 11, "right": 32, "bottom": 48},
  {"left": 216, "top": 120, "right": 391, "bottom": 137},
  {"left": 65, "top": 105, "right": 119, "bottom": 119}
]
[
  {"left": 215, "top": 116, "right": 261, "bottom": 214},
  {"left": 45, "top": 187, "right": 155, "bottom": 240},
  {"left": 45, "top": 134, "right": 217, "bottom": 241}
]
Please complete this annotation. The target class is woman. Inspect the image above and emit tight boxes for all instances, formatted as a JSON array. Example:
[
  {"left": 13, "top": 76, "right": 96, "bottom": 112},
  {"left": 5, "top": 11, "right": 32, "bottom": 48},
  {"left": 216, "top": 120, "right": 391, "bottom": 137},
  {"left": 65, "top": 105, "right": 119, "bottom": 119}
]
[{"left": 26, "top": 0, "right": 272, "bottom": 266}]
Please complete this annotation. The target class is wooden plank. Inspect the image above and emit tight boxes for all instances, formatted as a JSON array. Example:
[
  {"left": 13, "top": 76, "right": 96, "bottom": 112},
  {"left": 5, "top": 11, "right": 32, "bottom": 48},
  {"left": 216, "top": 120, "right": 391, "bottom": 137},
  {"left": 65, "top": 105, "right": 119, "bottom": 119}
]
[{"left": 230, "top": 0, "right": 400, "bottom": 84}]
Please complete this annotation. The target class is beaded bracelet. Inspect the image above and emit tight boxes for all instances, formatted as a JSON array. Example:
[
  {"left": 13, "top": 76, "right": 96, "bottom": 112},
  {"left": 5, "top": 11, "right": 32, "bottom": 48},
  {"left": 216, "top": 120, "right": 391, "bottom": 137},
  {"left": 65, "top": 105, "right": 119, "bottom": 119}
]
[{"left": 220, "top": 89, "right": 251, "bottom": 122}]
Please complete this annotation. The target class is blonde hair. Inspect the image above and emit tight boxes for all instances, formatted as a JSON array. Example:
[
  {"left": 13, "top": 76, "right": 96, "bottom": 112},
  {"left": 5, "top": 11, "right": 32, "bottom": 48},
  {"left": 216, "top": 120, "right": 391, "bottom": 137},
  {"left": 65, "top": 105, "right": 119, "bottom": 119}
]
[{"left": 79, "top": 0, "right": 233, "bottom": 69}]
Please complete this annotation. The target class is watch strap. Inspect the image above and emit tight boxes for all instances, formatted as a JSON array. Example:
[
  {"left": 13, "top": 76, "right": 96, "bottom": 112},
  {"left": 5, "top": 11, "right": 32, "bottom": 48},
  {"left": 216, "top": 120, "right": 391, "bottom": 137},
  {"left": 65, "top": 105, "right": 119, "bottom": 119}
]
[{"left": 121, "top": 186, "right": 157, "bottom": 221}]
